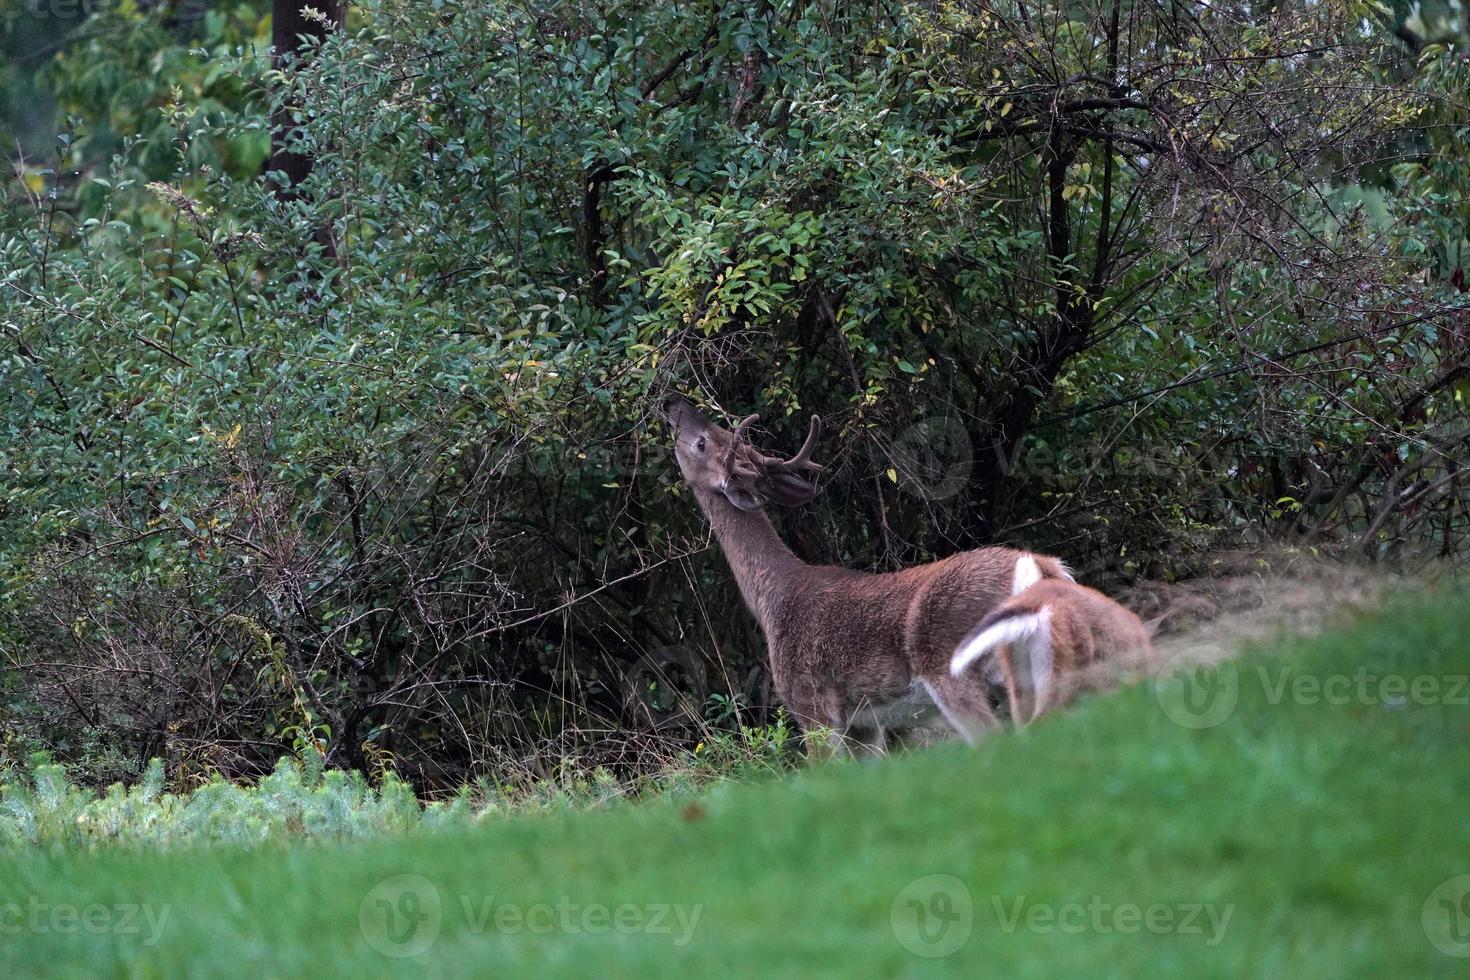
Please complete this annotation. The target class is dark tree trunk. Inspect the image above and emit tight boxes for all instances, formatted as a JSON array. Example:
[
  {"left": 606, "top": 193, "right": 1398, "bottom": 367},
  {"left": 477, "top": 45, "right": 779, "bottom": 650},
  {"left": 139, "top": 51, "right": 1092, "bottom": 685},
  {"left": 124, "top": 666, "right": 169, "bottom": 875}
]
[
  {"left": 966, "top": 132, "right": 1095, "bottom": 537},
  {"left": 268, "top": 0, "right": 345, "bottom": 195}
]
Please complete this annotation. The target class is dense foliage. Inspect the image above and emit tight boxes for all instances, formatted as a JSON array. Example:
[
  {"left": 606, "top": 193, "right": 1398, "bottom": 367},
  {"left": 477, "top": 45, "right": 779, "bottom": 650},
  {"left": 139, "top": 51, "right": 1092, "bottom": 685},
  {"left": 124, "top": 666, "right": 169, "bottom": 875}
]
[{"left": 3, "top": 0, "right": 1468, "bottom": 790}]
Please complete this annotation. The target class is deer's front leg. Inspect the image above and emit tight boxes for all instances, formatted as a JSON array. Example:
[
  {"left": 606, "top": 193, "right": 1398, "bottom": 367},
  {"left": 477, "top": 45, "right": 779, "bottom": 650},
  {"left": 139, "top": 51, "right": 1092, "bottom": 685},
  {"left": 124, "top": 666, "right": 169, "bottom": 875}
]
[
  {"left": 820, "top": 689, "right": 887, "bottom": 759},
  {"left": 775, "top": 687, "right": 836, "bottom": 759}
]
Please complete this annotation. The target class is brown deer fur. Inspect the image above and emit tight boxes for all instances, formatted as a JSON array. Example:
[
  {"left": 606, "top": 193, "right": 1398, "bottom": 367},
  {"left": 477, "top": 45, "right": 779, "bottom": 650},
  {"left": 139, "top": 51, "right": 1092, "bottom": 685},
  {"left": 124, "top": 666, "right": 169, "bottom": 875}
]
[
  {"left": 663, "top": 397, "right": 1070, "bottom": 752},
  {"left": 950, "top": 578, "right": 1152, "bottom": 723}
]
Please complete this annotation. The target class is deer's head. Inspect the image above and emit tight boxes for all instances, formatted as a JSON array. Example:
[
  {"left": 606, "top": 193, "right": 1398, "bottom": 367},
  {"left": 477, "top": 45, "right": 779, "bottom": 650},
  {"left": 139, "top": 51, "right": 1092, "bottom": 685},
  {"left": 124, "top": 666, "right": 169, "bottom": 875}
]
[{"left": 661, "top": 396, "right": 824, "bottom": 511}]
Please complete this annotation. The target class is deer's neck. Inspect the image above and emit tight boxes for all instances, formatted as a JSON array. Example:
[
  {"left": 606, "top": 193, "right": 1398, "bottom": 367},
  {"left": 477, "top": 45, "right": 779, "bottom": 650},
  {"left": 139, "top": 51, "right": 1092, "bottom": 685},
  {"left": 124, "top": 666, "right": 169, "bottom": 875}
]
[{"left": 694, "top": 486, "right": 803, "bottom": 631}]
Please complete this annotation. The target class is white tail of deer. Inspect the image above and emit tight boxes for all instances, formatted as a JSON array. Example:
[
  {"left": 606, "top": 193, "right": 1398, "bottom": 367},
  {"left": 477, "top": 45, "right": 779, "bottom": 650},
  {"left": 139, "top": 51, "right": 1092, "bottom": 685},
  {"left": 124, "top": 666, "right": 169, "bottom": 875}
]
[{"left": 950, "top": 577, "right": 1151, "bottom": 723}]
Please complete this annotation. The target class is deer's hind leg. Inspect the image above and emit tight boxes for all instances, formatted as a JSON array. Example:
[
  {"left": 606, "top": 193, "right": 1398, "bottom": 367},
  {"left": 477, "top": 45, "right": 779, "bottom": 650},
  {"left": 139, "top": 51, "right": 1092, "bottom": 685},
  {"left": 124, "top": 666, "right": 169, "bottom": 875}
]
[
  {"left": 779, "top": 687, "right": 867, "bottom": 758},
  {"left": 921, "top": 672, "right": 1001, "bottom": 745}
]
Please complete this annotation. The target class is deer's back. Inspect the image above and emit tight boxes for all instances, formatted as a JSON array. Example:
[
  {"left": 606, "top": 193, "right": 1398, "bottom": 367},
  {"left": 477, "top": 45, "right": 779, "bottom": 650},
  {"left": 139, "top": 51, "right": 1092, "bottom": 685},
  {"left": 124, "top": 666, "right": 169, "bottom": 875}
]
[
  {"left": 901, "top": 547, "right": 1041, "bottom": 676},
  {"left": 1043, "top": 580, "right": 1152, "bottom": 666},
  {"left": 768, "top": 546, "right": 1036, "bottom": 696}
]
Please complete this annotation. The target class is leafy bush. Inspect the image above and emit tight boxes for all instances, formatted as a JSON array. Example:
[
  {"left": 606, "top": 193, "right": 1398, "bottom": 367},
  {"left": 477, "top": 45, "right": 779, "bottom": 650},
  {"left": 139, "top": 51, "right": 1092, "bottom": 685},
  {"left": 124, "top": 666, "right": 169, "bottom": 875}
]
[{"left": 2, "top": 0, "right": 1468, "bottom": 791}]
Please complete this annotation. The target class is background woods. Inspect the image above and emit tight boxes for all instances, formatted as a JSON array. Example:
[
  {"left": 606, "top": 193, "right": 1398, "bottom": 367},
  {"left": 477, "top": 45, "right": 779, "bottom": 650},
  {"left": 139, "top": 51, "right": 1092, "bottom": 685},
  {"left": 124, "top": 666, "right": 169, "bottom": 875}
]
[{"left": 3, "top": 0, "right": 1469, "bottom": 791}]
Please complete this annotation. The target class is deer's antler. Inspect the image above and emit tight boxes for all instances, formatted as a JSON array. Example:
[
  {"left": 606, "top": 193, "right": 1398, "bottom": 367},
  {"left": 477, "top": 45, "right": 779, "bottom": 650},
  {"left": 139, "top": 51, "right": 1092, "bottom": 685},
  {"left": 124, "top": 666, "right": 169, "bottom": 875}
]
[
  {"left": 718, "top": 414, "right": 757, "bottom": 481},
  {"left": 758, "top": 416, "right": 824, "bottom": 472},
  {"left": 730, "top": 412, "right": 824, "bottom": 473}
]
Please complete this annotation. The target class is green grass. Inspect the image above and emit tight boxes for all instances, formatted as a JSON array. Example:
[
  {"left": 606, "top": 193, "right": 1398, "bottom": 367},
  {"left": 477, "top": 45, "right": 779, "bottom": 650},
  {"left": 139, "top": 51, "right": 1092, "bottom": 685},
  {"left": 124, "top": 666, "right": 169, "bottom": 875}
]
[{"left": 4, "top": 592, "right": 1469, "bottom": 978}]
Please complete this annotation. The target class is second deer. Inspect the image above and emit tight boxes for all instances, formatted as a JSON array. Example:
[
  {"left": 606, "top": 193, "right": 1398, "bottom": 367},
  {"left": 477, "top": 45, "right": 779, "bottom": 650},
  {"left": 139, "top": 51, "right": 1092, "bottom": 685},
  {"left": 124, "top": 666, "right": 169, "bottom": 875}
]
[{"left": 949, "top": 566, "right": 1153, "bottom": 724}]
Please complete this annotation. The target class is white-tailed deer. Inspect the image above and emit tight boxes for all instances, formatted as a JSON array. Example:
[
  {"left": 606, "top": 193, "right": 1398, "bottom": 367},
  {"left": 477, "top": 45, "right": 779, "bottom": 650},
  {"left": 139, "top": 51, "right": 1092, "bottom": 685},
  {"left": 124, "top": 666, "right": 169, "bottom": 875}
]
[
  {"left": 662, "top": 396, "right": 1072, "bottom": 753},
  {"left": 949, "top": 569, "right": 1152, "bottom": 724}
]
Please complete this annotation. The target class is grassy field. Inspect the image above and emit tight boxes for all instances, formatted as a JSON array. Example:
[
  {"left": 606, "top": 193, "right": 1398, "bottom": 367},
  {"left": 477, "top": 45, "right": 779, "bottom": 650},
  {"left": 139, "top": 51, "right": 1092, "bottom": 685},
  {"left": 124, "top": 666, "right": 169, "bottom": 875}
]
[{"left": 3, "top": 592, "right": 1468, "bottom": 978}]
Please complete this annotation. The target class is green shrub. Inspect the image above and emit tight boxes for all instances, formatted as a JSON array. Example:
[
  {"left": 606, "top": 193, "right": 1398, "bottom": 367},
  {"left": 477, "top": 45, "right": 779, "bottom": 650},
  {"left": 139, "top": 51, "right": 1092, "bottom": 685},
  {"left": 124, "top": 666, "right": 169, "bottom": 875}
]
[{"left": 3, "top": 0, "right": 1467, "bottom": 793}]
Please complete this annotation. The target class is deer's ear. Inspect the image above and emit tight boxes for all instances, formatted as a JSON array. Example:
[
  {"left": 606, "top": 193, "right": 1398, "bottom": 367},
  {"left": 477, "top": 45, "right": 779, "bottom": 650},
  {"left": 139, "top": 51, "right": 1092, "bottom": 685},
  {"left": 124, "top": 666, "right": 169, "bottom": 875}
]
[
  {"left": 762, "top": 472, "right": 818, "bottom": 506},
  {"left": 723, "top": 485, "right": 767, "bottom": 512}
]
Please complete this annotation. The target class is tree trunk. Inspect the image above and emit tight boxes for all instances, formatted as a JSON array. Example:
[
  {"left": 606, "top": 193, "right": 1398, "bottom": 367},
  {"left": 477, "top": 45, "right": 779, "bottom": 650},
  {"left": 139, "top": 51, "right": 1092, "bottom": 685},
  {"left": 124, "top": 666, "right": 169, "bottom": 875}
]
[
  {"left": 268, "top": 0, "right": 345, "bottom": 195},
  {"left": 966, "top": 133, "right": 1095, "bottom": 535}
]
